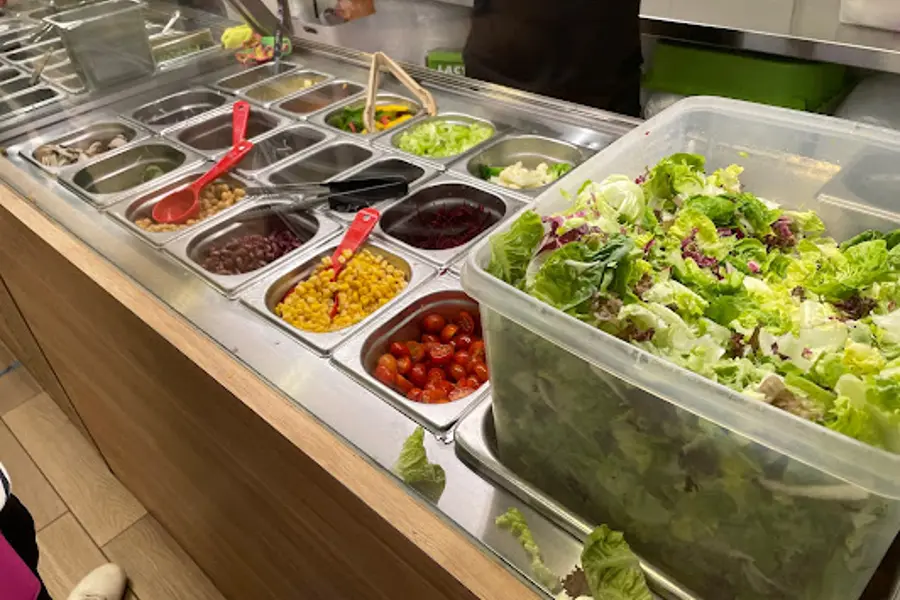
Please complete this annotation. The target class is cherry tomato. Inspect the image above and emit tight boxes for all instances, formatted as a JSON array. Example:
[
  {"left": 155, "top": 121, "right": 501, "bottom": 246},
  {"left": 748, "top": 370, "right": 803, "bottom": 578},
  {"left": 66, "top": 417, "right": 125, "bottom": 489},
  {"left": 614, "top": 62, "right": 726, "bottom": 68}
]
[
  {"left": 453, "top": 350, "right": 471, "bottom": 366},
  {"left": 472, "top": 361, "right": 489, "bottom": 383},
  {"left": 390, "top": 341, "right": 410, "bottom": 358},
  {"left": 427, "top": 368, "right": 446, "bottom": 383},
  {"left": 407, "top": 341, "right": 426, "bottom": 363},
  {"left": 409, "top": 363, "right": 428, "bottom": 387},
  {"left": 374, "top": 365, "right": 394, "bottom": 386},
  {"left": 449, "top": 387, "right": 475, "bottom": 402},
  {"left": 421, "top": 333, "right": 440, "bottom": 345},
  {"left": 407, "top": 388, "right": 423, "bottom": 402},
  {"left": 452, "top": 334, "right": 473, "bottom": 351},
  {"left": 448, "top": 363, "right": 467, "bottom": 382},
  {"left": 377, "top": 354, "right": 398, "bottom": 374},
  {"left": 469, "top": 340, "right": 486, "bottom": 361},
  {"left": 457, "top": 310, "right": 476, "bottom": 333},
  {"left": 440, "top": 324, "right": 459, "bottom": 343},
  {"left": 429, "top": 343, "right": 454, "bottom": 365},
  {"left": 437, "top": 380, "right": 455, "bottom": 394},
  {"left": 421, "top": 388, "right": 448, "bottom": 404},
  {"left": 422, "top": 313, "right": 446, "bottom": 334},
  {"left": 462, "top": 376, "right": 481, "bottom": 390},
  {"left": 396, "top": 356, "right": 412, "bottom": 375},
  {"left": 394, "top": 373, "right": 414, "bottom": 394}
]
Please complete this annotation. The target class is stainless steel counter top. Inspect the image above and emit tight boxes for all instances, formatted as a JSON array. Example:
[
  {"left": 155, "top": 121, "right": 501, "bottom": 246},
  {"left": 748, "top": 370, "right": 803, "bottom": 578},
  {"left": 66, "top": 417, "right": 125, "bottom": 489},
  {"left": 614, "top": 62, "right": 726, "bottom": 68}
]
[{"left": 0, "top": 39, "right": 650, "bottom": 600}]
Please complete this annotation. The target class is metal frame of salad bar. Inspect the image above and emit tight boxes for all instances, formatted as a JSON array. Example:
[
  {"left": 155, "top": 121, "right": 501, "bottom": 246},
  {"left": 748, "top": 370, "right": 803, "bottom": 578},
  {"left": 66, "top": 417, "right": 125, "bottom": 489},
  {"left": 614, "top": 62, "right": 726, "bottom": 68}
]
[
  {"left": 0, "top": 5, "right": 661, "bottom": 599},
  {"left": 4, "top": 1, "right": 898, "bottom": 598}
]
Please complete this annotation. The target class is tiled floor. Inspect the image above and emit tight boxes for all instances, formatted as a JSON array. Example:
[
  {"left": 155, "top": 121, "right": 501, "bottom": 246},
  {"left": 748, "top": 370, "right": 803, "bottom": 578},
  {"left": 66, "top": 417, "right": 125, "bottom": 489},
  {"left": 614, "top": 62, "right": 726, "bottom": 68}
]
[{"left": 0, "top": 341, "right": 227, "bottom": 600}]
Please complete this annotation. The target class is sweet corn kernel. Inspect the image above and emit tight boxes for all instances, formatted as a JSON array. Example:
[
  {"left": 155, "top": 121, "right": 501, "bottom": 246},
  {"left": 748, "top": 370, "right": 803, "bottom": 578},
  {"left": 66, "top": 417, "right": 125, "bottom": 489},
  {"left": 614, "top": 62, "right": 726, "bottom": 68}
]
[{"left": 274, "top": 249, "right": 407, "bottom": 333}]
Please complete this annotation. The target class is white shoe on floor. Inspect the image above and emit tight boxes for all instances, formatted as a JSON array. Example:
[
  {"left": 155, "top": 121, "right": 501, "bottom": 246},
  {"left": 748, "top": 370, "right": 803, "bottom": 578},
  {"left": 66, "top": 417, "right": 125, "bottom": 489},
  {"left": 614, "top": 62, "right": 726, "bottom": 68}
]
[{"left": 66, "top": 563, "right": 127, "bottom": 600}]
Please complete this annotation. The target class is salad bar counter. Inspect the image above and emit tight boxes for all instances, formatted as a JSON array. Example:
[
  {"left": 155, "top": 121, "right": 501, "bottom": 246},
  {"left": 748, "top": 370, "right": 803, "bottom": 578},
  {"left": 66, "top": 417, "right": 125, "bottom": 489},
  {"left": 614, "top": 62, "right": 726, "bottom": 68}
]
[{"left": 0, "top": 3, "right": 899, "bottom": 600}]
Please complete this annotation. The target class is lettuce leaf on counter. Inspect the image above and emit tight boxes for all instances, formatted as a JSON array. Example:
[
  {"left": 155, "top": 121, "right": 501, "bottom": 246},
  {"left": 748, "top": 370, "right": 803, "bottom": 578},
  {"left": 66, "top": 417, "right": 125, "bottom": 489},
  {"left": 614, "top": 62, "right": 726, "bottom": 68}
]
[
  {"left": 581, "top": 526, "right": 652, "bottom": 600},
  {"left": 394, "top": 427, "right": 445, "bottom": 503},
  {"left": 495, "top": 508, "right": 560, "bottom": 591}
]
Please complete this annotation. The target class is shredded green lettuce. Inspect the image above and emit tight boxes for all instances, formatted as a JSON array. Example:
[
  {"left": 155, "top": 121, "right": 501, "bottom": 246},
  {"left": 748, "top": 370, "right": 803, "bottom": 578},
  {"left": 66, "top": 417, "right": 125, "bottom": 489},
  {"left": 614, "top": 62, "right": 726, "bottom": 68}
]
[
  {"left": 495, "top": 508, "right": 560, "bottom": 591},
  {"left": 396, "top": 121, "right": 493, "bottom": 158},
  {"left": 581, "top": 526, "right": 652, "bottom": 600},
  {"left": 394, "top": 427, "right": 445, "bottom": 503}
]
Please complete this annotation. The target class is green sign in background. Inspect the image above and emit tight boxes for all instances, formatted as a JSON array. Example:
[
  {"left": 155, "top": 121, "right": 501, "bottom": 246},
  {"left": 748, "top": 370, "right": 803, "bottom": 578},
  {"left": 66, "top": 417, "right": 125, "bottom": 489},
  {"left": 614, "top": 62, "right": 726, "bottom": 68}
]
[{"left": 426, "top": 49, "right": 466, "bottom": 76}]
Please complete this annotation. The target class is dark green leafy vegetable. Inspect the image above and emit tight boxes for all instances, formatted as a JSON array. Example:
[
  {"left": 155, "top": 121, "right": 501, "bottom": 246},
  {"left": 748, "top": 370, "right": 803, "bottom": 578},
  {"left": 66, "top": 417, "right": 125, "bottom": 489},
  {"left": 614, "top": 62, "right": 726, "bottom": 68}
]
[{"left": 479, "top": 164, "right": 505, "bottom": 179}]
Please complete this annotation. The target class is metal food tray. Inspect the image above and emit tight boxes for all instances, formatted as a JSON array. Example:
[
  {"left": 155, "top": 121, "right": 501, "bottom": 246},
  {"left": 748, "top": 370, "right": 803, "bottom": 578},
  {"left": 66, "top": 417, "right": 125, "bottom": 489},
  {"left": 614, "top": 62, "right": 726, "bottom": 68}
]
[
  {"left": 239, "top": 239, "right": 435, "bottom": 356},
  {"left": 332, "top": 275, "right": 489, "bottom": 431},
  {"left": 0, "top": 84, "right": 65, "bottom": 119},
  {"left": 105, "top": 165, "right": 252, "bottom": 246},
  {"left": 377, "top": 112, "right": 504, "bottom": 167},
  {"left": 271, "top": 79, "right": 365, "bottom": 120},
  {"left": 372, "top": 174, "right": 527, "bottom": 268},
  {"left": 213, "top": 61, "right": 302, "bottom": 95},
  {"left": 234, "top": 123, "right": 335, "bottom": 179},
  {"left": 62, "top": 139, "right": 204, "bottom": 207},
  {"left": 257, "top": 138, "right": 378, "bottom": 189},
  {"left": 125, "top": 88, "right": 232, "bottom": 134},
  {"left": 455, "top": 400, "right": 699, "bottom": 600},
  {"left": 311, "top": 92, "right": 424, "bottom": 141},
  {"left": 323, "top": 153, "right": 439, "bottom": 222},
  {"left": 166, "top": 106, "right": 287, "bottom": 160},
  {"left": 3, "top": 38, "right": 63, "bottom": 65},
  {"left": 163, "top": 202, "right": 342, "bottom": 296},
  {"left": 13, "top": 112, "right": 151, "bottom": 177},
  {"left": 151, "top": 29, "right": 219, "bottom": 70},
  {"left": 239, "top": 69, "right": 331, "bottom": 108},
  {"left": 448, "top": 134, "right": 593, "bottom": 197}
]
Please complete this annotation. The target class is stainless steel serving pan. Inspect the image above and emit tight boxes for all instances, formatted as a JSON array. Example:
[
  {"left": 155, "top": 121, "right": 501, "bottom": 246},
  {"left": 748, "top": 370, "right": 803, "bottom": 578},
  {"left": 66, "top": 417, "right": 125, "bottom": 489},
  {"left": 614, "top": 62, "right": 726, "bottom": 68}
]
[
  {"left": 126, "top": 88, "right": 231, "bottom": 134},
  {"left": 151, "top": 28, "right": 218, "bottom": 70},
  {"left": 105, "top": 165, "right": 251, "bottom": 246},
  {"left": 166, "top": 106, "right": 287, "bottom": 160},
  {"left": 377, "top": 112, "right": 504, "bottom": 168},
  {"left": 63, "top": 139, "right": 203, "bottom": 207},
  {"left": 332, "top": 275, "right": 489, "bottom": 431},
  {"left": 323, "top": 153, "right": 438, "bottom": 222},
  {"left": 271, "top": 79, "right": 364, "bottom": 120},
  {"left": 239, "top": 69, "right": 331, "bottom": 108},
  {"left": 311, "top": 92, "right": 424, "bottom": 141},
  {"left": 240, "top": 239, "right": 435, "bottom": 356},
  {"left": 258, "top": 138, "right": 377, "bottom": 187},
  {"left": 372, "top": 174, "right": 527, "bottom": 268},
  {"left": 14, "top": 111, "right": 150, "bottom": 177},
  {"left": 213, "top": 61, "right": 301, "bottom": 95},
  {"left": 0, "top": 84, "right": 64, "bottom": 119},
  {"left": 164, "top": 202, "right": 342, "bottom": 296},
  {"left": 233, "top": 123, "right": 334, "bottom": 179},
  {"left": 449, "top": 134, "right": 592, "bottom": 197}
]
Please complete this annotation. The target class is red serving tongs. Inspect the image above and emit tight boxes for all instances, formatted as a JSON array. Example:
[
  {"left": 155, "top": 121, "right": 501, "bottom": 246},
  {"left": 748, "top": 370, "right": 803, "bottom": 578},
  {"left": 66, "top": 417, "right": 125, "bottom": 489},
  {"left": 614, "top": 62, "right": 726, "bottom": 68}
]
[
  {"left": 151, "top": 101, "right": 252, "bottom": 224},
  {"left": 329, "top": 207, "right": 380, "bottom": 318}
]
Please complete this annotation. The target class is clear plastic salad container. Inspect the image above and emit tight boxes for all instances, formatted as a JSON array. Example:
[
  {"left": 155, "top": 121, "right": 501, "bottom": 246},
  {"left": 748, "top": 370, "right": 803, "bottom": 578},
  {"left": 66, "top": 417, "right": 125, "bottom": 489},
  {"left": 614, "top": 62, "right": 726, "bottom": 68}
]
[{"left": 461, "top": 97, "right": 900, "bottom": 600}]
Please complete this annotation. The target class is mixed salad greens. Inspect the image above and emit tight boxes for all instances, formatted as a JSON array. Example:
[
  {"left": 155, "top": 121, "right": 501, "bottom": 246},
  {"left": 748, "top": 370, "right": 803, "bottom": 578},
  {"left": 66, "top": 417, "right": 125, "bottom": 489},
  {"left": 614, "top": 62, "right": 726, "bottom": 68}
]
[
  {"left": 483, "top": 154, "right": 899, "bottom": 599},
  {"left": 396, "top": 120, "right": 493, "bottom": 159},
  {"left": 496, "top": 508, "right": 651, "bottom": 600}
]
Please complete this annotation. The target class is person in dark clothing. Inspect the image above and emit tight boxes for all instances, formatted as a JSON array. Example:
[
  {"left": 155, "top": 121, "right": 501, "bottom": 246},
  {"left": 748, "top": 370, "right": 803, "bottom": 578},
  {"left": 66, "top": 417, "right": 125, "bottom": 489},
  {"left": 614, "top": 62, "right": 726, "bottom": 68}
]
[{"left": 463, "top": 0, "right": 643, "bottom": 117}]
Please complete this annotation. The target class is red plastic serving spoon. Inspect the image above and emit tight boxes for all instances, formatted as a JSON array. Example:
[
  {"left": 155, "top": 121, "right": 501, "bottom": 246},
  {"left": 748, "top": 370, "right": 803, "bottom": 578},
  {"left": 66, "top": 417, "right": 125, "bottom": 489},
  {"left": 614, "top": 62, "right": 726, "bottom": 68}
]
[
  {"left": 151, "top": 139, "right": 254, "bottom": 224},
  {"left": 232, "top": 100, "right": 250, "bottom": 147},
  {"left": 330, "top": 207, "right": 380, "bottom": 318}
]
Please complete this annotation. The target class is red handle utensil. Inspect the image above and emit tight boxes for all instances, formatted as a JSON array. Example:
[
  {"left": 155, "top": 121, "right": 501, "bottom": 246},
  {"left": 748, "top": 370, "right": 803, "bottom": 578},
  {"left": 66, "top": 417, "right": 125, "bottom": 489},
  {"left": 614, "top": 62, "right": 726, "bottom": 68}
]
[
  {"left": 232, "top": 100, "right": 250, "bottom": 147},
  {"left": 330, "top": 207, "right": 380, "bottom": 318},
  {"left": 151, "top": 139, "right": 254, "bottom": 224}
]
